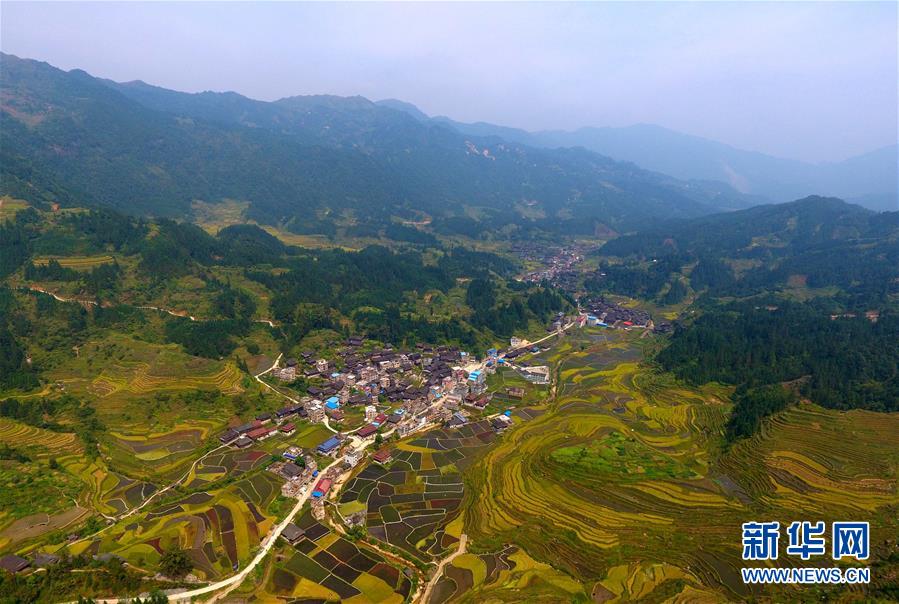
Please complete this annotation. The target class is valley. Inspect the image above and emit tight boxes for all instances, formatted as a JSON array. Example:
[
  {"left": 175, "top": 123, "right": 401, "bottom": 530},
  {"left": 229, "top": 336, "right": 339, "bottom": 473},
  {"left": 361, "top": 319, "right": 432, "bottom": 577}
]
[{"left": 0, "top": 35, "right": 897, "bottom": 603}]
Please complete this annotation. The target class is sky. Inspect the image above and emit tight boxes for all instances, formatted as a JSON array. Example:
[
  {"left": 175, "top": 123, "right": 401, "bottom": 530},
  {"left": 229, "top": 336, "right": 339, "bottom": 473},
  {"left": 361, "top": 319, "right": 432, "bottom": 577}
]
[{"left": 1, "top": 2, "right": 896, "bottom": 163}]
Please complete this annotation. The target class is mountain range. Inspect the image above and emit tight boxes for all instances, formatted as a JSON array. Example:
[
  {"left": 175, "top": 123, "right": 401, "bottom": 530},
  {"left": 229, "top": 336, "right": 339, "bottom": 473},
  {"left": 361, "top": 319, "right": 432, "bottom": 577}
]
[
  {"left": 1, "top": 53, "right": 895, "bottom": 247},
  {"left": 386, "top": 102, "right": 898, "bottom": 211},
  {"left": 1, "top": 53, "right": 763, "bottom": 239}
]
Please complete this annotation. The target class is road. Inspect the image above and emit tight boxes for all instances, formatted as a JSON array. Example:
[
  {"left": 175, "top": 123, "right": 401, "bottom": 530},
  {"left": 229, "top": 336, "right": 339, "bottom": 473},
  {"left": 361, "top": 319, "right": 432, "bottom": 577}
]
[
  {"left": 419, "top": 534, "right": 468, "bottom": 604},
  {"left": 84, "top": 455, "right": 339, "bottom": 604},
  {"left": 24, "top": 285, "right": 277, "bottom": 328}
]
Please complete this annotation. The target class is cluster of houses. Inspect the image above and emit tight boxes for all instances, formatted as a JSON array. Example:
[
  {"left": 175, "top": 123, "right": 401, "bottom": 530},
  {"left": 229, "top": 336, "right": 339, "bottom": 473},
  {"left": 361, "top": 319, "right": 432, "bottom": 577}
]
[
  {"left": 580, "top": 295, "right": 652, "bottom": 329},
  {"left": 513, "top": 243, "right": 587, "bottom": 291},
  {"left": 263, "top": 337, "right": 508, "bottom": 437},
  {"left": 218, "top": 404, "right": 307, "bottom": 448}
]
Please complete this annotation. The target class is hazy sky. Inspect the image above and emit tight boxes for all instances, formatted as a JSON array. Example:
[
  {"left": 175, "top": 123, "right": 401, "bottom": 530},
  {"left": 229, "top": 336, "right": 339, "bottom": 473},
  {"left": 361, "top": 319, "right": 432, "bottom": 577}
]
[{"left": 2, "top": 2, "right": 896, "bottom": 162}]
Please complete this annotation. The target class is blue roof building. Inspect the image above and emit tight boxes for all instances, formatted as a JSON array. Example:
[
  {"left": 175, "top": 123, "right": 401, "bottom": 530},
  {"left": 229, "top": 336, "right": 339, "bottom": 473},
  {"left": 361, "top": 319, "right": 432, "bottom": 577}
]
[{"left": 317, "top": 436, "right": 341, "bottom": 454}]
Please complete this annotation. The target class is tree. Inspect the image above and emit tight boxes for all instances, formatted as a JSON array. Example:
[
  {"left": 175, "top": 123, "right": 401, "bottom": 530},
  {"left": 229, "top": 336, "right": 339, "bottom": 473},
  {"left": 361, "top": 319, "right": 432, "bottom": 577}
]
[
  {"left": 374, "top": 433, "right": 383, "bottom": 446},
  {"left": 158, "top": 548, "right": 193, "bottom": 579}
]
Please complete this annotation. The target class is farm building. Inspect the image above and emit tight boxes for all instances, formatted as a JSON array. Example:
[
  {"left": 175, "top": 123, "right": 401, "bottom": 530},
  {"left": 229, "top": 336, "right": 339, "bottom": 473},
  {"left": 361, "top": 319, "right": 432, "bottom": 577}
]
[
  {"left": 281, "top": 523, "right": 305, "bottom": 544},
  {"left": 317, "top": 436, "right": 341, "bottom": 455}
]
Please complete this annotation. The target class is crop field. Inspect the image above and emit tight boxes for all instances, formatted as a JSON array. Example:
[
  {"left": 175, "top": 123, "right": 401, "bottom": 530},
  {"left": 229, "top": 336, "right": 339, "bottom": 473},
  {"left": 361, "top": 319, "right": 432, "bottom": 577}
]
[
  {"left": 32, "top": 254, "right": 117, "bottom": 270},
  {"left": 65, "top": 471, "right": 284, "bottom": 579},
  {"left": 183, "top": 449, "right": 270, "bottom": 489},
  {"left": 459, "top": 329, "right": 899, "bottom": 601},
  {"left": 339, "top": 419, "right": 502, "bottom": 564},
  {"left": 257, "top": 509, "right": 413, "bottom": 602},
  {"left": 431, "top": 545, "right": 585, "bottom": 603}
]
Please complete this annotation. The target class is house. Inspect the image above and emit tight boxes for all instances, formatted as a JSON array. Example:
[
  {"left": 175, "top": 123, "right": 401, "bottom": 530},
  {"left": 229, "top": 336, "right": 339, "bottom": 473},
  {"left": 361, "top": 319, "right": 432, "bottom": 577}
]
[
  {"left": 280, "top": 462, "right": 304, "bottom": 480},
  {"left": 234, "top": 436, "right": 253, "bottom": 448},
  {"left": 219, "top": 429, "right": 239, "bottom": 444},
  {"left": 281, "top": 523, "right": 305, "bottom": 544},
  {"left": 356, "top": 424, "right": 378, "bottom": 439},
  {"left": 492, "top": 415, "right": 513, "bottom": 431},
  {"left": 0, "top": 555, "right": 30, "bottom": 573},
  {"left": 325, "top": 396, "right": 340, "bottom": 410},
  {"left": 277, "top": 366, "right": 296, "bottom": 381},
  {"left": 247, "top": 426, "right": 275, "bottom": 441},
  {"left": 316, "top": 359, "right": 329, "bottom": 373},
  {"left": 280, "top": 423, "right": 295, "bottom": 435},
  {"left": 312, "top": 478, "right": 332, "bottom": 498},
  {"left": 372, "top": 448, "right": 393, "bottom": 465},
  {"left": 447, "top": 411, "right": 468, "bottom": 427},
  {"left": 364, "top": 405, "right": 378, "bottom": 422},
  {"left": 307, "top": 403, "right": 325, "bottom": 423},
  {"left": 256, "top": 412, "right": 272, "bottom": 424},
  {"left": 345, "top": 448, "right": 361, "bottom": 468},
  {"left": 275, "top": 407, "right": 295, "bottom": 420},
  {"left": 317, "top": 436, "right": 341, "bottom": 455},
  {"left": 326, "top": 408, "right": 345, "bottom": 421},
  {"left": 282, "top": 446, "right": 302, "bottom": 461},
  {"left": 33, "top": 552, "right": 60, "bottom": 568}
]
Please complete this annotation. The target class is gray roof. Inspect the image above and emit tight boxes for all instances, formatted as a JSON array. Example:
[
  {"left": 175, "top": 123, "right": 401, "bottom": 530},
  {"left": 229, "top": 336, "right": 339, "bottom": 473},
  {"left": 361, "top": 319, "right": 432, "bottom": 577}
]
[
  {"left": 0, "top": 554, "right": 29, "bottom": 572},
  {"left": 282, "top": 523, "right": 305, "bottom": 542}
]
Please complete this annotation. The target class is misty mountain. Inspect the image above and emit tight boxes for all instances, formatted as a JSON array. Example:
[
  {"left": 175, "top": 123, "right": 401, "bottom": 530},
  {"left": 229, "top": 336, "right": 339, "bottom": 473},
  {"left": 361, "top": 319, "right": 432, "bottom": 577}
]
[
  {"left": 385, "top": 103, "right": 897, "bottom": 211},
  {"left": 1, "top": 53, "right": 760, "bottom": 238}
]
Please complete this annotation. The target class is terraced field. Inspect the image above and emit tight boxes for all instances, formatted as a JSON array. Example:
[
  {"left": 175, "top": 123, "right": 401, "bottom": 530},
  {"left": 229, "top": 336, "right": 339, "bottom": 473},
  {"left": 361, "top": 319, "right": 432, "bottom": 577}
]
[
  {"left": 0, "top": 418, "right": 100, "bottom": 547},
  {"left": 255, "top": 509, "right": 414, "bottom": 602},
  {"left": 48, "top": 335, "right": 244, "bottom": 411},
  {"left": 458, "top": 328, "right": 899, "bottom": 601},
  {"left": 339, "top": 419, "right": 503, "bottom": 565},
  {"left": 105, "top": 422, "right": 220, "bottom": 484},
  {"left": 32, "top": 254, "right": 117, "bottom": 270},
  {"left": 431, "top": 545, "right": 585, "bottom": 603},
  {"left": 66, "top": 471, "right": 284, "bottom": 579}
]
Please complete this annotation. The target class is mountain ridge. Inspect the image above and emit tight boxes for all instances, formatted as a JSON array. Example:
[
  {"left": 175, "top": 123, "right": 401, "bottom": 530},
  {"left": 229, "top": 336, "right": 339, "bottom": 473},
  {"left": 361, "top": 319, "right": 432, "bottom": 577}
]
[{"left": 1, "top": 52, "right": 762, "bottom": 238}]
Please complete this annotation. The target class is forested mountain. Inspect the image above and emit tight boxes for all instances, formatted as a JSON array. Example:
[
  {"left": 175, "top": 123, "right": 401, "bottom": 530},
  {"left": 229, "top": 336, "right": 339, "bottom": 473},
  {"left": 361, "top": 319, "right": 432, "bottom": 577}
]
[
  {"left": 1, "top": 53, "right": 757, "bottom": 238},
  {"left": 587, "top": 196, "right": 899, "bottom": 438},
  {"left": 598, "top": 196, "right": 899, "bottom": 304}
]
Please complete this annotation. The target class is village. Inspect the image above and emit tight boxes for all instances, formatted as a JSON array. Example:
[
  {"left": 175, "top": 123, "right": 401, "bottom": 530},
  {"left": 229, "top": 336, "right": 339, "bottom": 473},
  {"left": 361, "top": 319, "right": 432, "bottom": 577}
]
[{"left": 214, "top": 294, "right": 661, "bottom": 512}]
